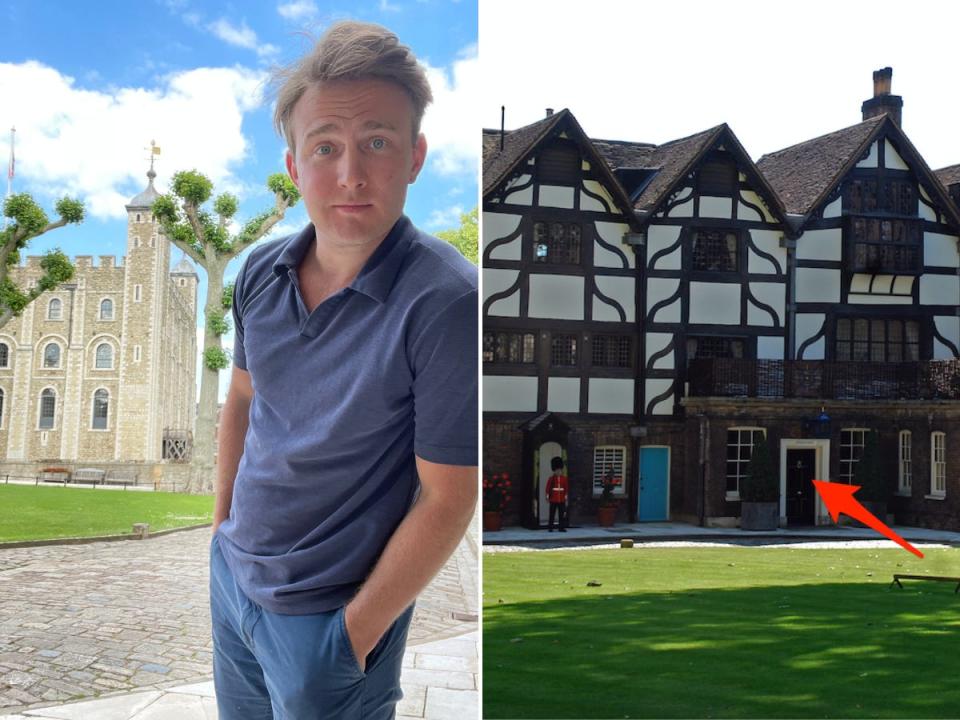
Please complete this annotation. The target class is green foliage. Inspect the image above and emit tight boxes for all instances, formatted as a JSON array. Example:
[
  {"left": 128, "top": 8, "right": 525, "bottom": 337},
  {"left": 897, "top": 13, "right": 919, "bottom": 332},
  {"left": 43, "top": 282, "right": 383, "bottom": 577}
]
[
  {"left": 203, "top": 346, "right": 230, "bottom": 371},
  {"left": 3, "top": 193, "right": 49, "bottom": 238},
  {"left": 36, "top": 250, "right": 74, "bottom": 291},
  {"left": 213, "top": 193, "right": 239, "bottom": 219},
  {"left": 853, "top": 430, "right": 886, "bottom": 501},
  {"left": 435, "top": 206, "right": 478, "bottom": 264},
  {"left": 741, "top": 433, "right": 777, "bottom": 502},
  {"left": 267, "top": 173, "right": 300, "bottom": 204},
  {"left": 206, "top": 310, "right": 230, "bottom": 336},
  {"left": 236, "top": 210, "right": 273, "bottom": 249},
  {"left": 0, "top": 278, "right": 29, "bottom": 314},
  {"left": 54, "top": 196, "right": 85, "bottom": 224},
  {"left": 222, "top": 283, "right": 235, "bottom": 310},
  {"left": 152, "top": 194, "right": 180, "bottom": 225},
  {"left": 172, "top": 170, "right": 213, "bottom": 205}
]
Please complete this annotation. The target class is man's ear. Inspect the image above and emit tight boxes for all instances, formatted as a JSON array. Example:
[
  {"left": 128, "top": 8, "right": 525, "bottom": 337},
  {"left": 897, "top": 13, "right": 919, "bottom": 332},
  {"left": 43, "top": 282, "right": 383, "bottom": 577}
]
[
  {"left": 285, "top": 150, "right": 300, "bottom": 188},
  {"left": 408, "top": 134, "right": 427, "bottom": 183}
]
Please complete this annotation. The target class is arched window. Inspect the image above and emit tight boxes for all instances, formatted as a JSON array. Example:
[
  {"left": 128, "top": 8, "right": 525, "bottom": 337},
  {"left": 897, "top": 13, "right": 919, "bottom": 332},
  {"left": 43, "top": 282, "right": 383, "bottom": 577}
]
[
  {"left": 43, "top": 343, "right": 61, "bottom": 369},
  {"left": 92, "top": 389, "right": 109, "bottom": 430},
  {"left": 39, "top": 389, "right": 55, "bottom": 429},
  {"left": 95, "top": 343, "right": 113, "bottom": 369},
  {"left": 47, "top": 298, "right": 62, "bottom": 320},
  {"left": 100, "top": 299, "right": 114, "bottom": 320},
  {"left": 0, "top": 342, "right": 8, "bottom": 368}
]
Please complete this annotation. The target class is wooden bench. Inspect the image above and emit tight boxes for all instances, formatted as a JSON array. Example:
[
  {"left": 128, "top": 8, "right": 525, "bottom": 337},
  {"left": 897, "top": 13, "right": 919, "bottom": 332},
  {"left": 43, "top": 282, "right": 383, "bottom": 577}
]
[{"left": 891, "top": 574, "right": 960, "bottom": 592}]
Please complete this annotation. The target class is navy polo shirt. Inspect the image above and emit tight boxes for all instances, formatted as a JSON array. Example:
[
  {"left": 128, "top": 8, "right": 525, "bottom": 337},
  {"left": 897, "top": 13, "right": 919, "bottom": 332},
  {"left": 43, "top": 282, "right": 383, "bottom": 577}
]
[{"left": 216, "top": 216, "right": 477, "bottom": 615}]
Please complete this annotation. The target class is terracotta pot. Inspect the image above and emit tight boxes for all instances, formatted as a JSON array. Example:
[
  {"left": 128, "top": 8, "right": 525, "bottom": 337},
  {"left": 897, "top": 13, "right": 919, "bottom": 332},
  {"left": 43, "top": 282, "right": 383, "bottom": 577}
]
[
  {"left": 597, "top": 505, "right": 617, "bottom": 527},
  {"left": 483, "top": 510, "right": 503, "bottom": 532}
]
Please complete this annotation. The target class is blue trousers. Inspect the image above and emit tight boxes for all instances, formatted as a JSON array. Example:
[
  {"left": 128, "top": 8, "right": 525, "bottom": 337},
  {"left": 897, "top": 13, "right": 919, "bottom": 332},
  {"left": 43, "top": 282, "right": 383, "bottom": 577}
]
[{"left": 210, "top": 534, "right": 413, "bottom": 719}]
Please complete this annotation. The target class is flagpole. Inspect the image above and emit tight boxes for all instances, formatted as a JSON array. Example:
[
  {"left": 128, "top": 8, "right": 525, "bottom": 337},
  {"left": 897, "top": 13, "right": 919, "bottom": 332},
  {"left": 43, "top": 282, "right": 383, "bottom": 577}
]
[{"left": 4, "top": 126, "right": 14, "bottom": 231}]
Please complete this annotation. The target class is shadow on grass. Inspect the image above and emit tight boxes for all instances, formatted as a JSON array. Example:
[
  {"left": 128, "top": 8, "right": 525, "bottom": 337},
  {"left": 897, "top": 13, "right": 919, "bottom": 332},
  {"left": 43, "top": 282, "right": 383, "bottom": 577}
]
[{"left": 484, "top": 582, "right": 960, "bottom": 718}]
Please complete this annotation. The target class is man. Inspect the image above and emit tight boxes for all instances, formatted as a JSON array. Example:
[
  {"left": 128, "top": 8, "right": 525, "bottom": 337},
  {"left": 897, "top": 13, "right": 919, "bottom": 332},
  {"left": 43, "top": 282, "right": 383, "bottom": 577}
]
[
  {"left": 209, "top": 21, "right": 477, "bottom": 719},
  {"left": 545, "top": 456, "right": 568, "bottom": 532}
]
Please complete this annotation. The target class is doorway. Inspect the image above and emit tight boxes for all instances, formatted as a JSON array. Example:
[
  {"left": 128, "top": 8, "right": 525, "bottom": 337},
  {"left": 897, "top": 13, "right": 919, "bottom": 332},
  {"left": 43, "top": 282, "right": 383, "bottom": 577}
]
[
  {"left": 785, "top": 448, "right": 816, "bottom": 526},
  {"left": 638, "top": 446, "right": 669, "bottom": 521}
]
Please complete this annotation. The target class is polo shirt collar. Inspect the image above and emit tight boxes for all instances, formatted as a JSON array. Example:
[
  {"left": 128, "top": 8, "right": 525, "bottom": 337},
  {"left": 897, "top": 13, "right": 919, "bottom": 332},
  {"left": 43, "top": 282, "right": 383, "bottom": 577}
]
[{"left": 271, "top": 216, "right": 414, "bottom": 304}]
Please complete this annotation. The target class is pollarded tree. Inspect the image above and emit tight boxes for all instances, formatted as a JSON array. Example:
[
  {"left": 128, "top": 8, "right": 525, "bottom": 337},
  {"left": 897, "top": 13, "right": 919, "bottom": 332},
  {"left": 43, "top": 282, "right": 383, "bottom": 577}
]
[
  {"left": 0, "top": 193, "right": 85, "bottom": 328},
  {"left": 153, "top": 171, "right": 300, "bottom": 492},
  {"left": 436, "top": 206, "right": 478, "bottom": 264}
]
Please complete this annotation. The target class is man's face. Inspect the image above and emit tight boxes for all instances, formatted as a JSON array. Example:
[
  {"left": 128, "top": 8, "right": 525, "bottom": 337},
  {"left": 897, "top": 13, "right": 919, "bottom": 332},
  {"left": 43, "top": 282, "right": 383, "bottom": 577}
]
[{"left": 285, "top": 78, "right": 427, "bottom": 252}]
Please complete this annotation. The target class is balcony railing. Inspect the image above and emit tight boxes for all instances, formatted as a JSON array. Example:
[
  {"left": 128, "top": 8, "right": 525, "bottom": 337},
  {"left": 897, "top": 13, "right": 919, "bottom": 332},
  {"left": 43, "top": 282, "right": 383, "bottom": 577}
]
[{"left": 688, "top": 358, "right": 960, "bottom": 401}]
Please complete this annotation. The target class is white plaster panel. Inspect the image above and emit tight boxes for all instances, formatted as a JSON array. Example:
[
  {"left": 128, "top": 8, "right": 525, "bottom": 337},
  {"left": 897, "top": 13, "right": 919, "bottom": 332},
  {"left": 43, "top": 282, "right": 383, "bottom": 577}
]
[
  {"left": 924, "top": 232, "right": 960, "bottom": 268},
  {"left": 482, "top": 212, "right": 522, "bottom": 248},
  {"left": 581, "top": 180, "right": 616, "bottom": 213},
  {"left": 822, "top": 197, "right": 842, "bottom": 219},
  {"left": 739, "top": 190, "right": 775, "bottom": 222},
  {"left": 666, "top": 189, "right": 693, "bottom": 218},
  {"left": 547, "top": 377, "right": 580, "bottom": 413},
  {"left": 593, "top": 276, "right": 635, "bottom": 322},
  {"left": 647, "top": 279, "right": 681, "bottom": 323},
  {"left": 885, "top": 140, "right": 909, "bottom": 170},
  {"left": 797, "top": 228, "right": 842, "bottom": 262},
  {"left": 846, "top": 293, "right": 912, "bottom": 305},
  {"left": 935, "top": 339, "right": 953, "bottom": 360},
  {"left": 483, "top": 375, "right": 538, "bottom": 412},
  {"left": 935, "top": 317, "right": 960, "bottom": 358},
  {"left": 857, "top": 141, "right": 878, "bottom": 168},
  {"left": 503, "top": 175, "right": 532, "bottom": 205},
  {"left": 757, "top": 336, "right": 784, "bottom": 360},
  {"left": 647, "top": 225, "right": 682, "bottom": 270},
  {"left": 645, "top": 379, "right": 675, "bottom": 416},
  {"left": 738, "top": 202, "right": 761, "bottom": 222},
  {"left": 748, "top": 230, "right": 786, "bottom": 274},
  {"left": 893, "top": 276, "right": 915, "bottom": 295},
  {"left": 538, "top": 185, "right": 575, "bottom": 209},
  {"left": 483, "top": 269, "right": 520, "bottom": 318},
  {"left": 588, "top": 378, "right": 634, "bottom": 414},
  {"left": 689, "top": 282, "right": 741, "bottom": 325},
  {"left": 747, "top": 282, "right": 785, "bottom": 326},
  {"left": 698, "top": 196, "right": 733, "bottom": 219},
  {"left": 490, "top": 238, "right": 521, "bottom": 262},
  {"left": 594, "top": 241, "right": 622, "bottom": 269},
  {"left": 528, "top": 274, "right": 584, "bottom": 320},
  {"left": 582, "top": 160, "right": 591, "bottom": 171},
  {"left": 645, "top": 332, "right": 674, "bottom": 367},
  {"left": 850, "top": 274, "right": 871, "bottom": 293},
  {"left": 795, "top": 268, "right": 841, "bottom": 303},
  {"left": 595, "top": 221, "right": 634, "bottom": 269},
  {"left": 872, "top": 275, "right": 894, "bottom": 294},
  {"left": 920, "top": 274, "right": 960, "bottom": 305},
  {"left": 796, "top": 314, "right": 826, "bottom": 359},
  {"left": 919, "top": 198, "right": 938, "bottom": 222}
]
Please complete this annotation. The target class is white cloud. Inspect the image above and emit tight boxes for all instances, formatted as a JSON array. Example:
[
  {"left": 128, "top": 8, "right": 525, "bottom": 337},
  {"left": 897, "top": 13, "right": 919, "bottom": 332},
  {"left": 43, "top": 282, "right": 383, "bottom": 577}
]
[
  {"left": 421, "top": 46, "right": 479, "bottom": 177},
  {"left": 277, "top": 0, "right": 319, "bottom": 20},
  {"left": 208, "top": 18, "right": 279, "bottom": 58},
  {"left": 379, "top": 0, "right": 402, "bottom": 11},
  {"left": 426, "top": 204, "right": 463, "bottom": 230},
  {"left": 0, "top": 60, "right": 268, "bottom": 220}
]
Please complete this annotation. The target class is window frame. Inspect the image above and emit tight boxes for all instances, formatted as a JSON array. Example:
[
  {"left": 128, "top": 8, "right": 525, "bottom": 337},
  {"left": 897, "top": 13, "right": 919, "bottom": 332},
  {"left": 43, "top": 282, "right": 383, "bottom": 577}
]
[
  {"left": 591, "top": 334, "right": 633, "bottom": 368},
  {"left": 47, "top": 298, "right": 63, "bottom": 321},
  {"left": 42, "top": 342, "right": 62, "bottom": 369},
  {"left": 532, "top": 220, "right": 582, "bottom": 265},
  {"left": 839, "top": 428, "right": 870, "bottom": 484},
  {"left": 482, "top": 330, "right": 537, "bottom": 365},
  {"left": 726, "top": 427, "right": 766, "bottom": 501},
  {"left": 38, "top": 388, "right": 56, "bottom": 430},
  {"left": 834, "top": 317, "right": 921, "bottom": 363},
  {"left": 91, "top": 388, "right": 110, "bottom": 431},
  {"left": 0, "top": 387, "right": 4, "bottom": 429},
  {"left": 690, "top": 227, "right": 741, "bottom": 274},
  {"left": 94, "top": 343, "right": 114, "bottom": 370},
  {"left": 897, "top": 430, "right": 912, "bottom": 496},
  {"left": 550, "top": 333, "right": 578, "bottom": 368},
  {"left": 592, "top": 445, "right": 627, "bottom": 498},
  {"left": 99, "top": 298, "right": 114, "bottom": 321},
  {"left": 929, "top": 432, "right": 946, "bottom": 499},
  {"left": 0, "top": 342, "right": 9, "bottom": 369}
]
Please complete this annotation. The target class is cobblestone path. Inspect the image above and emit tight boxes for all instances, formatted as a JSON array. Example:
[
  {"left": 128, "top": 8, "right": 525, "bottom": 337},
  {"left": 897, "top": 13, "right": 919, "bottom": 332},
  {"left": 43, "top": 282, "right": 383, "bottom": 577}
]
[{"left": 0, "top": 521, "right": 478, "bottom": 713}]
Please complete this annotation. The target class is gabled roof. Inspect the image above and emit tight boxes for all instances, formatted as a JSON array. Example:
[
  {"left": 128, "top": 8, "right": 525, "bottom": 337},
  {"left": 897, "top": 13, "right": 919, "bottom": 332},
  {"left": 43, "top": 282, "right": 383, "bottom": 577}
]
[
  {"left": 482, "top": 109, "right": 639, "bottom": 224},
  {"left": 935, "top": 163, "right": 960, "bottom": 189}
]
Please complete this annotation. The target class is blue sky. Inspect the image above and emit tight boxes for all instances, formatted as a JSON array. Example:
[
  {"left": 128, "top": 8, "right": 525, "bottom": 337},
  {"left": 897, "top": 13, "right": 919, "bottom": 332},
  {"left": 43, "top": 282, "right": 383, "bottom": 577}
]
[{"left": 1, "top": 0, "right": 478, "bottom": 398}]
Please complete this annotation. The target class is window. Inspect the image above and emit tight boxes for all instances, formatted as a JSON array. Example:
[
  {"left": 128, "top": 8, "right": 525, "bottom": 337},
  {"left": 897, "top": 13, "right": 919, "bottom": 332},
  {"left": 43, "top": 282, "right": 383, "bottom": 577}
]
[
  {"left": 898, "top": 431, "right": 912, "bottom": 494},
  {"left": 698, "top": 157, "right": 737, "bottom": 195},
  {"left": 134, "top": 285, "right": 142, "bottom": 302},
  {"left": 930, "top": 432, "right": 946, "bottom": 497},
  {"left": 538, "top": 141, "right": 580, "bottom": 184},
  {"left": 840, "top": 429, "right": 869, "bottom": 484},
  {"left": 135, "top": 213, "right": 141, "bottom": 223},
  {"left": 848, "top": 217, "right": 921, "bottom": 273},
  {"left": 835, "top": 318, "right": 919, "bottom": 362},
  {"left": 592, "top": 446, "right": 626, "bottom": 497},
  {"left": 592, "top": 335, "right": 632, "bottom": 368},
  {"left": 0, "top": 388, "right": 4, "bottom": 427},
  {"left": 0, "top": 342, "right": 8, "bottom": 368},
  {"left": 134, "top": 345, "right": 142, "bottom": 363},
  {"left": 726, "top": 428, "right": 765, "bottom": 498},
  {"left": 43, "top": 343, "right": 61, "bottom": 369},
  {"left": 39, "top": 389, "right": 55, "bottom": 429},
  {"left": 843, "top": 177, "right": 916, "bottom": 215},
  {"left": 687, "top": 336, "right": 745, "bottom": 362},
  {"left": 47, "top": 298, "right": 62, "bottom": 320},
  {"left": 100, "top": 299, "right": 114, "bottom": 320},
  {"left": 550, "top": 334, "right": 577, "bottom": 366},
  {"left": 95, "top": 343, "right": 113, "bottom": 369},
  {"left": 533, "top": 221, "right": 581, "bottom": 264},
  {"left": 692, "top": 229, "right": 738, "bottom": 272},
  {"left": 483, "top": 331, "right": 536, "bottom": 364},
  {"left": 92, "top": 389, "right": 109, "bottom": 430}
]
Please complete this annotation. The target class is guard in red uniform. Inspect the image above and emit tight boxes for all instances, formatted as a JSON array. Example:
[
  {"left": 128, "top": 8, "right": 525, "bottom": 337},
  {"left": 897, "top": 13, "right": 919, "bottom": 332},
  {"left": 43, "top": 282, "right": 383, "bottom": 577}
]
[{"left": 545, "top": 456, "right": 569, "bottom": 532}]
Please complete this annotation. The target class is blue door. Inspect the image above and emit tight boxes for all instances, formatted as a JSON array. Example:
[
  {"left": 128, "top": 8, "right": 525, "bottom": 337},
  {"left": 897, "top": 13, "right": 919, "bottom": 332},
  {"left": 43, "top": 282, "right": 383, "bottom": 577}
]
[{"left": 638, "top": 447, "right": 669, "bottom": 521}]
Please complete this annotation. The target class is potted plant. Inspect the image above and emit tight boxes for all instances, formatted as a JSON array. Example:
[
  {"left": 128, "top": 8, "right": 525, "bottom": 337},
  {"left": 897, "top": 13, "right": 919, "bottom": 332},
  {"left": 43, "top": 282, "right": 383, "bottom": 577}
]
[
  {"left": 483, "top": 473, "right": 511, "bottom": 531},
  {"left": 597, "top": 470, "right": 621, "bottom": 527},
  {"left": 740, "top": 434, "right": 779, "bottom": 530},
  {"left": 853, "top": 430, "right": 887, "bottom": 523}
]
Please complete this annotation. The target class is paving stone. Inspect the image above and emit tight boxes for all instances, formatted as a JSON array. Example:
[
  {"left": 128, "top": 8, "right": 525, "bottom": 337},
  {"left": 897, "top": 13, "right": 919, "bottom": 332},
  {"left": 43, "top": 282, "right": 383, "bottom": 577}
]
[{"left": 424, "top": 686, "right": 478, "bottom": 719}]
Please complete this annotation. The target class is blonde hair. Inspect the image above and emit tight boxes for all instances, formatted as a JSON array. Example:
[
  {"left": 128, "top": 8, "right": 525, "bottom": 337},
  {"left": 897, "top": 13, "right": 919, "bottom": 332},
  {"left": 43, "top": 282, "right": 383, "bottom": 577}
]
[{"left": 273, "top": 20, "right": 432, "bottom": 151}]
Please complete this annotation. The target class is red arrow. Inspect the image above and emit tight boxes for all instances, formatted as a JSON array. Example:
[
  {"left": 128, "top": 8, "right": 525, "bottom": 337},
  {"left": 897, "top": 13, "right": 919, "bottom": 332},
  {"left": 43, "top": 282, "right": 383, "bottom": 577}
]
[{"left": 812, "top": 480, "right": 923, "bottom": 558}]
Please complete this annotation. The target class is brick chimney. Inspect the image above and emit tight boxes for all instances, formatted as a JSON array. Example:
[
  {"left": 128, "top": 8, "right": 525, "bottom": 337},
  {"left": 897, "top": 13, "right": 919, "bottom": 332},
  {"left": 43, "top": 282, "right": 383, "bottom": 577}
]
[{"left": 861, "top": 67, "right": 903, "bottom": 126}]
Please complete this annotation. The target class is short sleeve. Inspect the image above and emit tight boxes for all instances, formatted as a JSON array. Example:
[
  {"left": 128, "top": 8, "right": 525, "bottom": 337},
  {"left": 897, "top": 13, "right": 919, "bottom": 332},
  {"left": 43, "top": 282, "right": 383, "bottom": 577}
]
[
  {"left": 411, "top": 289, "right": 478, "bottom": 466},
  {"left": 230, "top": 259, "right": 249, "bottom": 371}
]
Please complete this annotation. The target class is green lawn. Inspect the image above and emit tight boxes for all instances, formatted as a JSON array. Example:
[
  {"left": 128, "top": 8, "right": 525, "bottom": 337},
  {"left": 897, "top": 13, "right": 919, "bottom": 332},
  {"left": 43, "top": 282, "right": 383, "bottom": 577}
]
[
  {"left": 0, "top": 484, "right": 213, "bottom": 542},
  {"left": 484, "top": 546, "right": 960, "bottom": 719}
]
